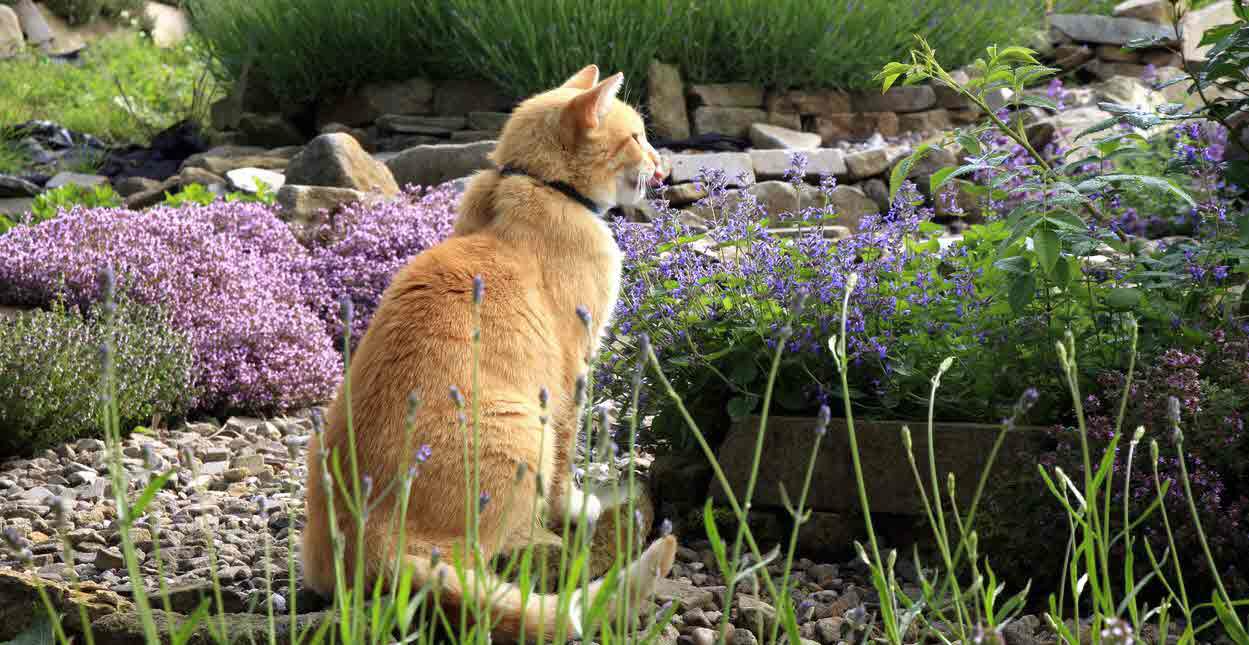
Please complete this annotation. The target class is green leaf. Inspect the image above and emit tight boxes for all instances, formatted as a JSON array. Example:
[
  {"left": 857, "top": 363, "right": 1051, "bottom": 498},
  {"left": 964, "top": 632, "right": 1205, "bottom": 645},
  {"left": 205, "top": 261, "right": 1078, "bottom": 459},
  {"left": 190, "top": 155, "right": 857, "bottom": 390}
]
[
  {"left": 1104, "top": 288, "right": 1144, "bottom": 311},
  {"left": 1211, "top": 592, "right": 1249, "bottom": 643},
  {"left": 1099, "top": 174, "right": 1197, "bottom": 207},
  {"left": 890, "top": 144, "right": 932, "bottom": 203},
  {"left": 1017, "top": 94, "right": 1059, "bottom": 112},
  {"left": 728, "top": 360, "right": 758, "bottom": 386},
  {"left": 128, "top": 469, "right": 175, "bottom": 525},
  {"left": 702, "top": 499, "right": 731, "bottom": 576},
  {"left": 1008, "top": 273, "right": 1036, "bottom": 313},
  {"left": 1033, "top": 225, "right": 1060, "bottom": 275},
  {"left": 956, "top": 132, "right": 982, "bottom": 156},
  {"left": 726, "top": 396, "right": 756, "bottom": 419},
  {"left": 780, "top": 597, "right": 805, "bottom": 645},
  {"left": 1053, "top": 254, "right": 1074, "bottom": 289}
]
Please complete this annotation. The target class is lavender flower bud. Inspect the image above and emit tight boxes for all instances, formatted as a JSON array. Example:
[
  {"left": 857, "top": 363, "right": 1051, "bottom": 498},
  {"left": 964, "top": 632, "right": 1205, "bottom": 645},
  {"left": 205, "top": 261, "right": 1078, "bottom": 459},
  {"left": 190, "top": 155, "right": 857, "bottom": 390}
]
[
  {"left": 414, "top": 444, "right": 432, "bottom": 466},
  {"left": 575, "top": 305, "right": 592, "bottom": 330},
  {"left": 449, "top": 385, "right": 465, "bottom": 408},
  {"left": 778, "top": 324, "right": 793, "bottom": 340},
  {"left": 472, "top": 275, "right": 485, "bottom": 305},
  {"left": 790, "top": 289, "right": 809, "bottom": 318},
  {"left": 311, "top": 409, "right": 324, "bottom": 436},
  {"left": 660, "top": 518, "right": 673, "bottom": 536},
  {"left": 538, "top": 386, "right": 550, "bottom": 409},
  {"left": 574, "top": 375, "right": 587, "bottom": 407},
  {"left": 430, "top": 547, "right": 441, "bottom": 567},
  {"left": 854, "top": 541, "right": 870, "bottom": 565},
  {"left": 515, "top": 461, "right": 528, "bottom": 482},
  {"left": 1018, "top": 387, "right": 1040, "bottom": 415},
  {"left": 846, "top": 605, "right": 867, "bottom": 627},
  {"left": 1132, "top": 426, "right": 1145, "bottom": 444},
  {"left": 815, "top": 404, "right": 831, "bottom": 436},
  {"left": 1167, "top": 396, "right": 1182, "bottom": 433},
  {"left": 406, "top": 392, "right": 421, "bottom": 425},
  {"left": 361, "top": 474, "right": 373, "bottom": 500},
  {"left": 338, "top": 296, "right": 354, "bottom": 326},
  {"left": 99, "top": 264, "right": 116, "bottom": 296},
  {"left": 478, "top": 491, "right": 491, "bottom": 512}
]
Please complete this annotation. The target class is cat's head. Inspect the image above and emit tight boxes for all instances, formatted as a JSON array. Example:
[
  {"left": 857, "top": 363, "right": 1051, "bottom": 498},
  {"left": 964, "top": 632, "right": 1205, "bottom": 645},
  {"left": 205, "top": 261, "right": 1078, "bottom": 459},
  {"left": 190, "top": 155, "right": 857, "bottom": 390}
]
[{"left": 492, "top": 65, "right": 666, "bottom": 209}]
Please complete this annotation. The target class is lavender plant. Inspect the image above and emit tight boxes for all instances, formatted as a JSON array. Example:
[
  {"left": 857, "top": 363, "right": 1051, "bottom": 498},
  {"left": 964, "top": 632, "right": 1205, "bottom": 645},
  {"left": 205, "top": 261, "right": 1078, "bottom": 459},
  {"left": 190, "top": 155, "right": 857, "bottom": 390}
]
[{"left": 0, "top": 295, "right": 194, "bottom": 456}]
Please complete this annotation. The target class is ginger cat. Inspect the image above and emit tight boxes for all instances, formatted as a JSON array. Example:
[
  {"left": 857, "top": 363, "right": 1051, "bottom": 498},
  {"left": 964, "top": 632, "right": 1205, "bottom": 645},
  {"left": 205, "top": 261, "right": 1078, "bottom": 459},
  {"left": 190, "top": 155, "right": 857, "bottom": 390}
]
[{"left": 302, "top": 65, "right": 675, "bottom": 641}]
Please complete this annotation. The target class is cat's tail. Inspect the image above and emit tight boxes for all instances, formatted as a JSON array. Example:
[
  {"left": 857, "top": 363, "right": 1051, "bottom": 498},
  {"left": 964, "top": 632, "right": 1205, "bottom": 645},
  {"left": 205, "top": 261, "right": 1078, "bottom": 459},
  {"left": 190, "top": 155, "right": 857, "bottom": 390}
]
[{"left": 407, "top": 535, "right": 678, "bottom": 643}]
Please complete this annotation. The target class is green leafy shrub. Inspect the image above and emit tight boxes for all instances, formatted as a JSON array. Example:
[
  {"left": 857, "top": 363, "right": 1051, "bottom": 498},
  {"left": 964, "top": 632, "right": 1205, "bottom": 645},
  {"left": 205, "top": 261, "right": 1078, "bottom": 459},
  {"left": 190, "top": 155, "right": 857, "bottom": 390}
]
[
  {"left": 0, "top": 297, "right": 195, "bottom": 457},
  {"left": 0, "top": 32, "right": 215, "bottom": 145},
  {"left": 1, "top": 183, "right": 124, "bottom": 235},
  {"left": 187, "top": 0, "right": 1046, "bottom": 104},
  {"left": 30, "top": 183, "right": 123, "bottom": 222},
  {"left": 161, "top": 180, "right": 277, "bottom": 207}
]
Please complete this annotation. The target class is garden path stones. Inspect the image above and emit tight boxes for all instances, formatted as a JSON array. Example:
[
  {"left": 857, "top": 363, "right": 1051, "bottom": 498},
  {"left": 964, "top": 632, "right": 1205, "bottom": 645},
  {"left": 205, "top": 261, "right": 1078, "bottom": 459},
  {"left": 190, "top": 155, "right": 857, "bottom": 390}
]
[
  {"left": 0, "top": 5, "right": 22, "bottom": 59},
  {"left": 284, "top": 133, "right": 399, "bottom": 196}
]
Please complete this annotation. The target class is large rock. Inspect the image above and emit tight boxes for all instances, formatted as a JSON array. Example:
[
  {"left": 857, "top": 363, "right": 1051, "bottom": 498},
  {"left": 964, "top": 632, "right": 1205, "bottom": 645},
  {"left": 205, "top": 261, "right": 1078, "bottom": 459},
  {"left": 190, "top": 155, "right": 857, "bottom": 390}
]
[
  {"left": 745, "top": 181, "right": 800, "bottom": 218},
  {"left": 434, "top": 79, "right": 513, "bottom": 115},
  {"left": 375, "top": 114, "right": 466, "bottom": 136},
  {"left": 12, "top": 0, "right": 51, "bottom": 50},
  {"left": 277, "top": 185, "right": 369, "bottom": 243},
  {"left": 712, "top": 416, "right": 1045, "bottom": 514},
  {"left": 318, "top": 78, "right": 435, "bottom": 127},
  {"left": 691, "top": 106, "right": 767, "bottom": 137},
  {"left": 898, "top": 144, "right": 959, "bottom": 195},
  {"left": 386, "top": 140, "right": 495, "bottom": 188},
  {"left": 826, "top": 185, "right": 879, "bottom": 230},
  {"left": 0, "top": 175, "right": 40, "bottom": 197},
  {"left": 284, "top": 133, "right": 399, "bottom": 196},
  {"left": 647, "top": 60, "right": 691, "bottom": 140},
  {"left": 748, "top": 123, "right": 821, "bottom": 150},
  {"left": 815, "top": 113, "right": 898, "bottom": 142},
  {"left": 181, "top": 145, "right": 296, "bottom": 175},
  {"left": 0, "top": 5, "right": 23, "bottom": 59},
  {"left": 897, "top": 109, "right": 952, "bottom": 134},
  {"left": 853, "top": 86, "right": 936, "bottom": 113},
  {"left": 1181, "top": 1, "right": 1237, "bottom": 62},
  {"left": 1049, "top": 13, "right": 1177, "bottom": 46},
  {"left": 750, "top": 148, "right": 846, "bottom": 180},
  {"left": 1027, "top": 105, "right": 1117, "bottom": 153},
  {"left": 46, "top": 172, "right": 109, "bottom": 189},
  {"left": 1113, "top": 0, "right": 1177, "bottom": 23},
  {"left": 689, "top": 83, "right": 764, "bottom": 108},
  {"left": 668, "top": 152, "right": 755, "bottom": 186},
  {"left": 143, "top": 2, "right": 190, "bottom": 48},
  {"left": 466, "top": 111, "right": 510, "bottom": 132},
  {"left": 766, "top": 89, "right": 852, "bottom": 116},
  {"left": 237, "top": 113, "right": 304, "bottom": 148},
  {"left": 844, "top": 148, "right": 892, "bottom": 179},
  {"left": 225, "top": 167, "right": 285, "bottom": 193}
]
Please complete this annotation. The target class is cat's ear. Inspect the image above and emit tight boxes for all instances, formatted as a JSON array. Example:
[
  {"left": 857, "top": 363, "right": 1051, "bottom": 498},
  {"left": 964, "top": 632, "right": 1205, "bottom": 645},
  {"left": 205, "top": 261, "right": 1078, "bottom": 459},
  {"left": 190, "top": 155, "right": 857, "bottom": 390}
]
[
  {"left": 562, "top": 73, "right": 624, "bottom": 133},
  {"left": 560, "top": 65, "right": 600, "bottom": 90}
]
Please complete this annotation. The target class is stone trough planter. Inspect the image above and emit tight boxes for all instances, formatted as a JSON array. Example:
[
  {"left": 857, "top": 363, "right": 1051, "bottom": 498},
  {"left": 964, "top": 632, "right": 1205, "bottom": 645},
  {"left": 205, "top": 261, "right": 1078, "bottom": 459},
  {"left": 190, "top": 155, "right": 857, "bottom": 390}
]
[{"left": 712, "top": 415, "right": 1048, "bottom": 516}]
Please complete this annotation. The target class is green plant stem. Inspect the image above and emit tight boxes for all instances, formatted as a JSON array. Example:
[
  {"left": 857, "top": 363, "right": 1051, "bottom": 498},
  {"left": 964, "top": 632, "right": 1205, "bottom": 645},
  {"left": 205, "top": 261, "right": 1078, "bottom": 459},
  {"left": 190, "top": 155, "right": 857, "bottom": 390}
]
[{"left": 1174, "top": 440, "right": 1246, "bottom": 632}]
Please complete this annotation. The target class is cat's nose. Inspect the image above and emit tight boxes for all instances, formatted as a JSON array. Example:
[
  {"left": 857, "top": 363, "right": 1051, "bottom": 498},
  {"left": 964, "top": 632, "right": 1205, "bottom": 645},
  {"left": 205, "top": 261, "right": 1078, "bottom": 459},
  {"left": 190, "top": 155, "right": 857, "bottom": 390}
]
[{"left": 649, "top": 159, "right": 670, "bottom": 187}]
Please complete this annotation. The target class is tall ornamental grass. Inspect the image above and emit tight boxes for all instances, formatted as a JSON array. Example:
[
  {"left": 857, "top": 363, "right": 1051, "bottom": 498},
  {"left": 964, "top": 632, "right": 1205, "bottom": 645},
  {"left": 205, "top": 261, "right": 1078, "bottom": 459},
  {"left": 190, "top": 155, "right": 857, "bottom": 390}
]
[{"left": 186, "top": 0, "right": 1044, "bottom": 104}]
